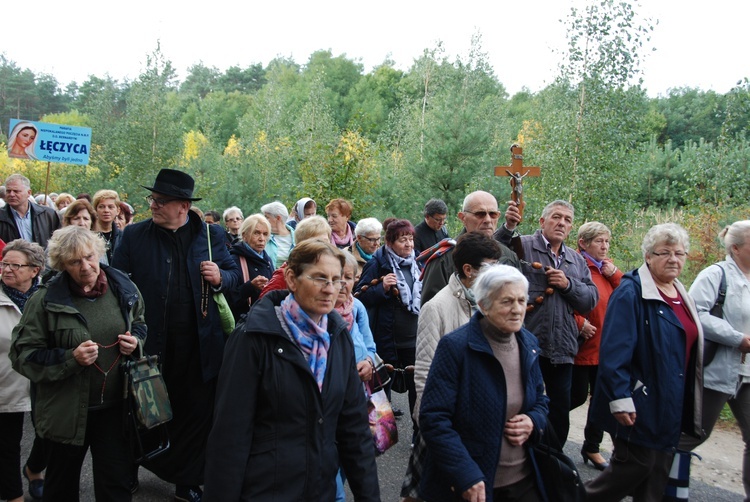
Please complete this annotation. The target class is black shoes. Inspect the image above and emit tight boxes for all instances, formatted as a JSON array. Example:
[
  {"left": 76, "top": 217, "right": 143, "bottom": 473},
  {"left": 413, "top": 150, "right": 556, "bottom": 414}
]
[
  {"left": 392, "top": 407, "right": 404, "bottom": 417},
  {"left": 581, "top": 449, "right": 609, "bottom": 471},
  {"left": 23, "top": 464, "right": 44, "bottom": 500},
  {"left": 130, "top": 465, "right": 140, "bottom": 494},
  {"left": 175, "top": 485, "right": 203, "bottom": 502}
]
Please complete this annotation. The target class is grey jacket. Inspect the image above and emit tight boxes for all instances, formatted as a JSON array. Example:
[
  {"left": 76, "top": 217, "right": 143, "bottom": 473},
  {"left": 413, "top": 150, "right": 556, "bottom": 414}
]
[
  {"left": 497, "top": 227, "right": 598, "bottom": 363},
  {"left": 689, "top": 256, "right": 750, "bottom": 395}
]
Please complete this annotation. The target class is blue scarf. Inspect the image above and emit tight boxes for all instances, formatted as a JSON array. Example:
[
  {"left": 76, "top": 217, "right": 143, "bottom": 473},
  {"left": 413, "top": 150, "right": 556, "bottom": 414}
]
[
  {"left": 581, "top": 250, "right": 604, "bottom": 272},
  {"left": 2, "top": 281, "right": 39, "bottom": 313},
  {"left": 356, "top": 242, "right": 373, "bottom": 261},
  {"left": 280, "top": 293, "right": 330, "bottom": 392}
]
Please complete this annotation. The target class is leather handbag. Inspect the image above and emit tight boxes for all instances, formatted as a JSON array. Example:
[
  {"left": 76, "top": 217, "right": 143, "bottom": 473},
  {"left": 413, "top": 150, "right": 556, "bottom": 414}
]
[
  {"left": 206, "top": 223, "right": 235, "bottom": 335},
  {"left": 369, "top": 353, "right": 391, "bottom": 393}
]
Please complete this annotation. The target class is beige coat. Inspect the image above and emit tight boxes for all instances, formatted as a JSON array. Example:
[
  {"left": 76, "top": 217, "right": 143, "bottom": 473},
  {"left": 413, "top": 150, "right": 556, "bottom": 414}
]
[
  {"left": 413, "top": 273, "right": 473, "bottom": 423},
  {"left": 0, "top": 289, "right": 30, "bottom": 413}
]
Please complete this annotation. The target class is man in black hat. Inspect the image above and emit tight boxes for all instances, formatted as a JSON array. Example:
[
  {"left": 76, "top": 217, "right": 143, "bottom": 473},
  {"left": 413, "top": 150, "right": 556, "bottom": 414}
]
[{"left": 112, "top": 169, "right": 240, "bottom": 502}]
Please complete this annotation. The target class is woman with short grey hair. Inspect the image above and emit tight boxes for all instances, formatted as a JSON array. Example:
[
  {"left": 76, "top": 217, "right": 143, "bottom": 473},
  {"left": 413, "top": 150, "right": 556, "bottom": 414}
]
[
  {"left": 587, "top": 222, "right": 702, "bottom": 501},
  {"left": 683, "top": 220, "right": 750, "bottom": 501},
  {"left": 419, "top": 263, "right": 547, "bottom": 501}
]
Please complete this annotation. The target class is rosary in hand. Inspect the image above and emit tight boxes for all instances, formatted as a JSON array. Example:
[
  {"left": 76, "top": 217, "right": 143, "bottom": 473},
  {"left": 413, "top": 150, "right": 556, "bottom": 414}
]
[{"left": 92, "top": 339, "right": 122, "bottom": 405}]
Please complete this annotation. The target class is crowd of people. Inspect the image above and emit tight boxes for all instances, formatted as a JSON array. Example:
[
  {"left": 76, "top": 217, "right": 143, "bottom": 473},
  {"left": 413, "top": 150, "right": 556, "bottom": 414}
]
[{"left": 0, "top": 169, "right": 748, "bottom": 502}]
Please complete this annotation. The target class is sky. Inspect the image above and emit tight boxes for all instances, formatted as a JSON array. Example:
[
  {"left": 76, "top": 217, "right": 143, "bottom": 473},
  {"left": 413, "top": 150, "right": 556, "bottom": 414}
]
[{"left": 1, "top": 0, "right": 747, "bottom": 98}]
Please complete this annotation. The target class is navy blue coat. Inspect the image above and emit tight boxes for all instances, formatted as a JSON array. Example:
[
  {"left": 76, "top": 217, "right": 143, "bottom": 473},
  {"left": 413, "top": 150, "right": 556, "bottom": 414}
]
[
  {"left": 590, "top": 264, "right": 704, "bottom": 451},
  {"left": 355, "top": 246, "right": 421, "bottom": 362},
  {"left": 227, "top": 242, "right": 274, "bottom": 320},
  {"left": 112, "top": 210, "right": 241, "bottom": 382},
  {"left": 419, "top": 313, "right": 549, "bottom": 502}
]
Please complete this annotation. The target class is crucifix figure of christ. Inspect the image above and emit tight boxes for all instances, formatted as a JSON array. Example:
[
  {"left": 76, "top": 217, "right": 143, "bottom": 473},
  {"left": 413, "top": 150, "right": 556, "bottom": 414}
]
[{"left": 493, "top": 144, "right": 541, "bottom": 223}]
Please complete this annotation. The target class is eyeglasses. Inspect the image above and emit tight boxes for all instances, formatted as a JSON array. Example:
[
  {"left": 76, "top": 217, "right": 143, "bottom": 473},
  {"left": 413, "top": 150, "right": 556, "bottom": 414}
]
[
  {"left": 359, "top": 235, "right": 382, "bottom": 245},
  {"left": 0, "top": 262, "right": 33, "bottom": 271},
  {"left": 304, "top": 275, "right": 346, "bottom": 290},
  {"left": 428, "top": 215, "right": 447, "bottom": 225},
  {"left": 464, "top": 210, "right": 501, "bottom": 219},
  {"left": 651, "top": 251, "right": 688, "bottom": 259},
  {"left": 145, "top": 195, "right": 179, "bottom": 208}
]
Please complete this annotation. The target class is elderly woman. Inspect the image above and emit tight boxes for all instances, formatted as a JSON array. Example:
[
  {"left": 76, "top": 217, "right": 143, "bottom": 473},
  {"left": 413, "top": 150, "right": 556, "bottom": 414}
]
[
  {"left": 401, "top": 232, "right": 506, "bottom": 501},
  {"left": 63, "top": 199, "right": 97, "bottom": 229},
  {"left": 587, "top": 223, "right": 703, "bottom": 501},
  {"left": 682, "top": 220, "right": 750, "bottom": 500},
  {"left": 261, "top": 201, "right": 295, "bottom": 269},
  {"left": 287, "top": 197, "right": 317, "bottom": 229},
  {"left": 351, "top": 217, "right": 383, "bottom": 280},
  {"left": 326, "top": 198, "right": 356, "bottom": 249},
  {"left": 0, "top": 240, "right": 45, "bottom": 502},
  {"left": 228, "top": 214, "right": 275, "bottom": 319},
  {"left": 204, "top": 240, "right": 380, "bottom": 500},
  {"left": 10, "top": 226, "right": 146, "bottom": 501},
  {"left": 356, "top": 218, "right": 422, "bottom": 420},
  {"left": 54, "top": 193, "right": 75, "bottom": 213},
  {"left": 571, "top": 222, "right": 623, "bottom": 471},
  {"left": 223, "top": 206, "right": 244, "bottom": 247},
  {"left": 419, "top": 264, "right": 548, "bottom": 502}
]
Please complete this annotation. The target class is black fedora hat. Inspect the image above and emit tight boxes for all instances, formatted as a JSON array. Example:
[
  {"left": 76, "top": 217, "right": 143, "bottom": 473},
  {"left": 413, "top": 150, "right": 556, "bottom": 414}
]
[{"left": 141, "top": 169, "right": 202, "bottom": 201}]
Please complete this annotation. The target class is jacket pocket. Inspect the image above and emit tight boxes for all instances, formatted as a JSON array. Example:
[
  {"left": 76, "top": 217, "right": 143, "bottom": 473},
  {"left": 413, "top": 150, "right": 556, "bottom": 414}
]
[{"left": 36, "top": 379, "right": 80, "bottom": 440}]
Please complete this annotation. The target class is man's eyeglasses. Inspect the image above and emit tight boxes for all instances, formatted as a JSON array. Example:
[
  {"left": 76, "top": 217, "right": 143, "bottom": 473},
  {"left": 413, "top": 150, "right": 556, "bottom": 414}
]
[
  {"left": 145, "top": 195, "right": 179, "bottom": 208},
  {"left": 359, "top": 235, "right": 382, "bottom": 245},
  {"left": 428, "top": 215, "right": 447, "bottom": 225},
  {"left": 464, "top": 210, "right": 501, "bottom": 219},
  {"left": 304, "top": 275, "right": 346, "bottom": 290},
  {"left": 0, "top": 262, "right": 34, "bottom": 271}
]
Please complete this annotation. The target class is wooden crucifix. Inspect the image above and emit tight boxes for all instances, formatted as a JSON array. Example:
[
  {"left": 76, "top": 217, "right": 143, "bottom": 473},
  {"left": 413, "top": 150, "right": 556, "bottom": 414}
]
[{"left": 494, "top": 144, "right": 540, "bottom": 223}]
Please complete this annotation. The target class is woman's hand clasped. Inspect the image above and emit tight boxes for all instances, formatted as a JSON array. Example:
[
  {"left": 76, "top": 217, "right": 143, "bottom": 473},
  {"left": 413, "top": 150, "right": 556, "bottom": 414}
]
[
  {"left": 503, "top": 414, "right": 534, "bottom": 446},
  {"left": 357, "top": 359, "right": 373, "bottom": 382},
  {"left": 73, "top": 340, "right": 98, "bottom": 366},
  {"left": 118, "top": 332, "right": 138, "bottom": 356}
]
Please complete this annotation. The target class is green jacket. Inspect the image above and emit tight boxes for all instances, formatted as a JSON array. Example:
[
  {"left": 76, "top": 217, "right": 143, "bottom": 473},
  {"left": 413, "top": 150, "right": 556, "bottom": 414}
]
[{"left": 10, "top": 265, "right": 147, "bottom": 445}]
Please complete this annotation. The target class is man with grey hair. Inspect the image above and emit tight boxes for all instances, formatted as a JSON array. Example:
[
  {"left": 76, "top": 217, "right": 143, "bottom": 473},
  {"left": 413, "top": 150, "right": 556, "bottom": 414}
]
[
  {"left": 499, "top": 199, "right": 598, "bottom": 446},
  {"left": 223, "top": 206, "right": 243, "bottom": 247},
  {"left": 419, "top": 190, "right": 520, "bottom": 305},
  {"left": 414, "top": 198, "right": 449, "bottom": 253},
  {"left": 261, "top": 201, "right": 295, "bottom": 268},
  {"left": 0, "top": 174, "right": 61, "bottom": 248},
  {"left": 351, "top": 217, "right": 383, "bottom": 278}
]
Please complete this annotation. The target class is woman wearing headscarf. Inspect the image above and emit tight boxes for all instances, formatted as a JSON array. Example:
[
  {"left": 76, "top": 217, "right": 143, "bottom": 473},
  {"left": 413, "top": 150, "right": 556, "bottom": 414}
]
[
  {"left": 8, "top": 122, "right": 39, "bottom": 160},
  {"left": 287, "top": 197, "right": 317, "bottom": 229},
  {"left": 586, "top": 223, "right": 703, "bottom": 501},
  {"left": 0, "top": 240, "right": 45, "bottom": 502},
  {"left": 204, "top": 240, "right": 380, "bottom": 501},
  {"left": 10, "top": 226, "right": 146, "bottom": 501},
  {"left": 356, "top": 218, "right": 422, "bottom": 422}
]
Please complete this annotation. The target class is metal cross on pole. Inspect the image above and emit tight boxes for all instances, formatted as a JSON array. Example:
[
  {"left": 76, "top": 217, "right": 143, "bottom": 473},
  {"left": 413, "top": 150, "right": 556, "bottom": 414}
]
[{"left": 493, "top": 144, "right": 540, "bottom": 223}]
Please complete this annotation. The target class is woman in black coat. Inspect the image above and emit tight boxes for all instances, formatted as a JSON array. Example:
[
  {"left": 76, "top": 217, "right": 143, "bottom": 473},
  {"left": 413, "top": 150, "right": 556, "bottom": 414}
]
[
  {"left": 204, "top": 240, "right": 380, "bottom": 501},
  {"left": 227, "top": 214, "right": 275, "bottom": 320}
]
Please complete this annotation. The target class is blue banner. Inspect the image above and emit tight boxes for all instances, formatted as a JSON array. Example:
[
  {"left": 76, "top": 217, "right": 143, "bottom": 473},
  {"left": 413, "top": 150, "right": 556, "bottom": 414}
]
[{"left": 8, "top": 119, "right": 92, "bottom": 165}]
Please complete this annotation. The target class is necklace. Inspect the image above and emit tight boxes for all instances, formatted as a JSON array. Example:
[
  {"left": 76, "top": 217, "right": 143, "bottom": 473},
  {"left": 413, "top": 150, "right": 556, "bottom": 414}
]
[{"left": 92, "top": 340, "right": 121, "bottom": 404}]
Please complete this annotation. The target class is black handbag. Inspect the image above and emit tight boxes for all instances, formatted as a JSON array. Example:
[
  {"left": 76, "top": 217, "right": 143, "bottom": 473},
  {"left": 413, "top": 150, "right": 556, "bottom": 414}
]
[
  {"left": 123, "top": 346, "right": 172, "bottom": 462},
  {"left": 370, "top": 353, "right": 391, "bottom": 394},
  {"left": 703, "top": 264, "right": 727, "bottom": 366},
  {"left": 531, "top": 428, "right": 586, "bottom": 502}
]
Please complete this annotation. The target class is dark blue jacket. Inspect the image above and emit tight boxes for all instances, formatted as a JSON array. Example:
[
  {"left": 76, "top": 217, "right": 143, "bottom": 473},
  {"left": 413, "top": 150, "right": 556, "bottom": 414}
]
[
  {"left": 419, "top": 313, "right": 549, "bottom": 502},
  {"left": 355, "top": 246, "right": 420, "bottom": 362},
  {"left": 112, "top": 210, "right": 241, "bottom": 382},
  {"left": 590, "top": 264, "right": 704, "bottom": 451}
]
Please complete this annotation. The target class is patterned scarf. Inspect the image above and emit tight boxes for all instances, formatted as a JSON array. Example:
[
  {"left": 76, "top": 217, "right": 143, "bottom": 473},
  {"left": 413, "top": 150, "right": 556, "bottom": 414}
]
[
  {"left": 2, "top": 281, "right": 39, "bottom": 313},
  {"left": 385, "top": 246, "right": 422, "bottom": 314},
  {"left": 335, "top": 295, "right": 355, "bottom": 332},
  {"left": 331, "top": 224, "right": 354, "bottom": 248},
  {"left": 281, "top": 293, "right": 330, "bottom": 392}
]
